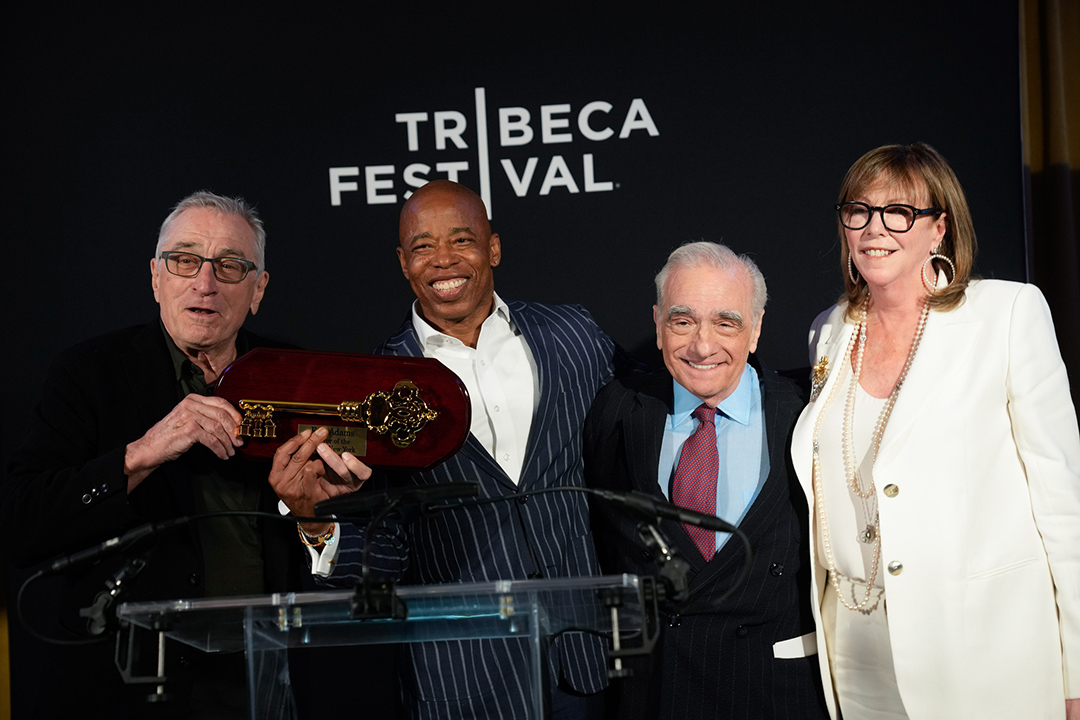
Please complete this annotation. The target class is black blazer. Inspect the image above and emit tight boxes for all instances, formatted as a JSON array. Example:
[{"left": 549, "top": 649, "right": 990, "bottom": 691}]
[
  {"left": 3, "top": 322, "right": 303, "bottom": 718},
  {"left": 583, "top": 361, "right": 830, "bottom": 720}
]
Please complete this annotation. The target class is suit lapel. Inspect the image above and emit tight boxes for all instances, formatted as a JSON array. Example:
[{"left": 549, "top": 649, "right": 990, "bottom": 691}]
[
  {"left": 625, "top": 372, "right": 720, "bottom": 570},
  {"left": 120, "top": 322, "right": 199, "bottom": 515},
  {"left": 792, "top": 303, "right": 979, "bottom": 492},
  {"left": 791, "top": 313, "right": 855, "bottom": 499},
  {"left": 621, "top": 373, "right": 670, "bottom": 496},
  {"left": 509, "top": 304, "right": 560, "bottom": 490},
  {"left": 874, "top": 305, "right": 978, "bottom": 465},
  {"left": 383, "top": 316, "right": 512, "bottom": 487},
  {"left": 122, "top": 323, "right": 181, "bottom": 431},
  {"left": 459, "top": 436, "right": 509, "bottom": 484},
  {"left": 691, "top": 366, "right": 797, "bottom": 586}
]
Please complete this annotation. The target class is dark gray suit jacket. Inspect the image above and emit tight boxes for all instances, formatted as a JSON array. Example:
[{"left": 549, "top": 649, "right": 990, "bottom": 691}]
[{"left": 583, "top": 361, "right": 830, "bottom": 720}]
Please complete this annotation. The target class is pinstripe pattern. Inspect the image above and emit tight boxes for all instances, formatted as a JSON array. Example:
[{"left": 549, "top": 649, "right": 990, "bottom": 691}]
[
  {"left": 333, "top": 302, "right": 617, "bottom": 719},
  {"left": 584, "top": 362, "right": 830, "bottom": 720}
]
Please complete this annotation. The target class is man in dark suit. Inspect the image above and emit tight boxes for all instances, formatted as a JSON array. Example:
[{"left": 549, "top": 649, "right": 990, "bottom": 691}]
[
  {"left": 275, "top": 180, "right": 623, "bottom": 719},
  {"left": 2, "top": 191, "right": 351, "bottom": 718},
  {"left": 583, "top": 241, "right": 830, "bottom": 720}
]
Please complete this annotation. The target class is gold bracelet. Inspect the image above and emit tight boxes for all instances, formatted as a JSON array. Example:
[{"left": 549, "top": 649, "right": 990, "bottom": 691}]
[{"left": 297, "top": 522, "right": 335, "bottom": 548}]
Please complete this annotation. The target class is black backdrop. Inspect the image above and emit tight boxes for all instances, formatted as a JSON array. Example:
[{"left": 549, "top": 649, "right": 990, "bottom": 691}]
[
  {"left": 5, "top": 2, "right": 1023, "bottom": 714},
  {"left": 6, "top": 4, "right": 1025, "bottom": 467}
]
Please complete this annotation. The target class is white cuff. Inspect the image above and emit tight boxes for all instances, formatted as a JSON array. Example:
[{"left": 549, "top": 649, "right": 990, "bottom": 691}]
[
  {"left": 773, "top": 631, "right": 818, "bottom": 659},
  {"left": 277, "top": 500, "right": 339, "bottom": 577},
  {"left": 306, "top": 525, "right": 340, "bottom": 577}
]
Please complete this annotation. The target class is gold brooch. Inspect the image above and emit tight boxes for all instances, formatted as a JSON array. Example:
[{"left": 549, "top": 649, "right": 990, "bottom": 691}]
[{"left": 810, "top": 356, "right": 830, "bottom": 402}]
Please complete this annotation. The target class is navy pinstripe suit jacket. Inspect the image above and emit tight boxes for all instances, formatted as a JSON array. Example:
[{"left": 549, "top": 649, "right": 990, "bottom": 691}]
[
  {"left": 333, "top": 301, "right": 619, "bottom": 719},
  {"left": 583, "top": 363, "right": 830, "bottom": 720}
]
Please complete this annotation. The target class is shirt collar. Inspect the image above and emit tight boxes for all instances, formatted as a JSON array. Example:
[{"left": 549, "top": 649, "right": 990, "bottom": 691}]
[
  {"left": 671, "top": 363, "right": 754, "bottom": 427},
  {"left": 160, "top": 321, "right": 247, "bottom": 383},
  {"left": 162, "top": 323, "right": 190, "bottom": 382},
  {"left": 411, "top": 292, "right": 513, "bottom": 349}
]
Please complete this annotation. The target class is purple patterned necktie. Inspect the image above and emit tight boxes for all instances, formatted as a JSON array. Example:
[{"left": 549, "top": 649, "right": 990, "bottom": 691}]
[{"left": 671, "top": 404, "right": 719, "bottom": 560}]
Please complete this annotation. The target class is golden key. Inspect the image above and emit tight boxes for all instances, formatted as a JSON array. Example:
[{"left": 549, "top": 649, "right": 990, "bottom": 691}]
[{"left": 236, "top": 380, "right": 438, "bottom": 448}]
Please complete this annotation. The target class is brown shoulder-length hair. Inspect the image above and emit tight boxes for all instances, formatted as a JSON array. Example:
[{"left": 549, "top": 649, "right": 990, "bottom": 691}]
[{"left": 837, "top": 142, "right": 977, "bottom": 317}]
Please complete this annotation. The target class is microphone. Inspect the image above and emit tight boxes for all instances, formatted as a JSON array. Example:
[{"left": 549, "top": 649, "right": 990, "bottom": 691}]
[
  {"left": 47, "top": 517, "right": 189, "bottom": 574},
  {"left": 314, "top": 482, "right": 479, "bottom": 518},
  {"left": 588, "top": 488, "right": 754, "bottom": 610},
  {"left": 79, "top": 554, "right": 150, "bottom": 635},
  {"left": 313, "top": 483, "right": 478, "bottom": 623},
  {"left": 590, "top": 488, "right": 738, "bottom": 534}
]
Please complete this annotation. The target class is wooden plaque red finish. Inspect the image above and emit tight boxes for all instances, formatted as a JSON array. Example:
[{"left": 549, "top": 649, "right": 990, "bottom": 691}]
[{"left": 214, "top": 348, "right": 470, "bottom": 469}]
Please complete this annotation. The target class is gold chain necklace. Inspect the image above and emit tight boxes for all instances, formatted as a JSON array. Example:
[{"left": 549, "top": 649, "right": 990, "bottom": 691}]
[{"left": 812, "top": 298, "right": 930, "bottom": 612}]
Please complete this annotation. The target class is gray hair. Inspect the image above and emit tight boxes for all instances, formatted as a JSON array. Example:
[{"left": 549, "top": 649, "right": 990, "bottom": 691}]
[
  {"left": 654, "top": 241, "right": 768, "bottom": 326},
  {"left": 155, "top": 191, "right": 266, "bottom": 272}
]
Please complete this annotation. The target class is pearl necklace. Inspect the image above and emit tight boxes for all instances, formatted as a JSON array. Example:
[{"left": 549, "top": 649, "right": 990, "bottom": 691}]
[{"left": 811, "top": 298, "right": 930, "bottom": 612}]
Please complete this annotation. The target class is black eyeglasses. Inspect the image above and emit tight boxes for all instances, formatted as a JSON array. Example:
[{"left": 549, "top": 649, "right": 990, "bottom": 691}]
[
  {"left": 159, "top": 251, "right": 257, "bottom": 283},
  {"left": 835, "top": 202, "right": 941, "bottom": 233}
]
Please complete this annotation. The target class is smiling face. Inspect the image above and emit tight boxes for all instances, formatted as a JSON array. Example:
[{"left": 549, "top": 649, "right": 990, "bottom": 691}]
[
  {"left": 655, "top": 263, "right": 762, "bottom": 408},
  {"left": 150, "top": 206, "right": 268, "bottom": 359},
  {"left": 397, "top": 182, "right": 501, "bottom": 348},
  {"left": 847, "top": 182, "right": 947, "bottom": 300}
]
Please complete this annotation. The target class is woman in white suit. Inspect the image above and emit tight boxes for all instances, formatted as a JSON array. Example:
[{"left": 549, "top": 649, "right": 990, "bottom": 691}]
[{"left": 790, "top": 142, "right": 1080, "bottom": 720}]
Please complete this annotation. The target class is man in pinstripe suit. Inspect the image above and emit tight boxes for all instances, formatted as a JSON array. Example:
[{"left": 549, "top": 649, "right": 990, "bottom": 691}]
[
  {"left": 583, "top": 242, "right": 829, "bottom": 720},
  {"left": 277, "top": 181, "right": 622, "bottom": 718}
]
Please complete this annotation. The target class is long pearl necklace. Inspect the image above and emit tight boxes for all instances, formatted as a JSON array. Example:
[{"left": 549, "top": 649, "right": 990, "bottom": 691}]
[{"left": 812, "top": 297, "right": 930, "bottom": 612}]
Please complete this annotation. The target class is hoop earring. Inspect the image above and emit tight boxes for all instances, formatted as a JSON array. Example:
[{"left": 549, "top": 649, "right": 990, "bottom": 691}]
[
  {"left": 848, "top": 254, "right": 859, "bottom": 285},
  {"left": 922, "top": 252, "right": 956, "bottom": 291}
]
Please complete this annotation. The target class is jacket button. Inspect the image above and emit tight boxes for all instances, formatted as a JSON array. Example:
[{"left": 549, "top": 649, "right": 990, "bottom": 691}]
[
  {"left": 736, "top": 625, "right": 748, "bottom": 638},
  {"left": 887, "top": 561, "right": 903, "bottom": 575},
  {"left": 527, "top": 571, "right": 541, "bottom": 579},
  {"left": 188, "top": 573, "right": 200, "bottom": 586},
  {"left": 883, "top": 484, "right": 899, "bottom": 498},
  {"left": 668, "top": 614, "right": 681, "bottom": 627},
  {"left": 769, "top": 563, "right": 784, "bottom": 577},
  {"left": 517, "top": 495, "right": 529, "bottom": 505},
  {"left": 81, "top": 494, "right": 92, "bottom": 504}
]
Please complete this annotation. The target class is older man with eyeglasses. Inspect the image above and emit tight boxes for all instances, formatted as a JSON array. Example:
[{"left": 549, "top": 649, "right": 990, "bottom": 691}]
[{"left": 1, "top": 190, "right": 338, "bottom": 719}]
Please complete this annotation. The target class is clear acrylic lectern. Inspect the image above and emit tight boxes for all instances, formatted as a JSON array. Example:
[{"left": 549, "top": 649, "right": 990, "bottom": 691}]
[{"left": 117, "top": 574, "right": 651, "bottom": 720}]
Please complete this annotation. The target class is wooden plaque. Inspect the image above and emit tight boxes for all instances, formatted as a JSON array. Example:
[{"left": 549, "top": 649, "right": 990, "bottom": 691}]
[{"left": 214, "top": 348, "right": 470, "bottom": 469}]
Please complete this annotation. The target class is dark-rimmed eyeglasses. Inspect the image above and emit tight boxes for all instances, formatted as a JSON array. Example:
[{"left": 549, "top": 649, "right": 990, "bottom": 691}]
[
  {"left": 835, "top": 202, "right": 941, "bottom": 233},
  {"left": 159, "top": 251, "right": 257, "bottom": 283}
]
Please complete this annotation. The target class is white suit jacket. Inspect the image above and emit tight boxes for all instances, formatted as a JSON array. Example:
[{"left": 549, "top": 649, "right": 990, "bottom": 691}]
[{"left": 790, "top": 279, "right": 1080, "bottom": 720}]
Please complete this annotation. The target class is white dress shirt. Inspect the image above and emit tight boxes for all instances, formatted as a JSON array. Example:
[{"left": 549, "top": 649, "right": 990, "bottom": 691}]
[
  {"left": 411, "top": 292, "right": 538, "bottom": 483},
  {"left": 300, "top": 292, "right": 539, "bottom": 574}
]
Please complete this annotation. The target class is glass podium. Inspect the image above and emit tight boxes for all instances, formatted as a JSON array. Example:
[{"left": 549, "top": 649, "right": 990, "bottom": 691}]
[{"left": 117, "top": 574, "right": 654, "bottom": 719}]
